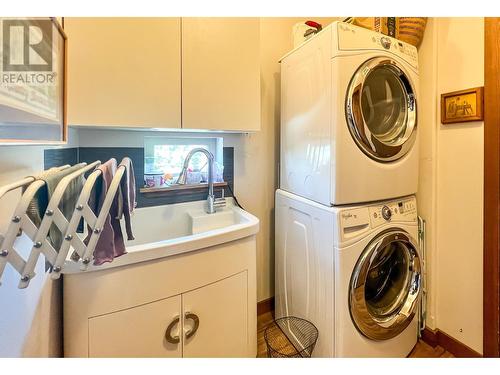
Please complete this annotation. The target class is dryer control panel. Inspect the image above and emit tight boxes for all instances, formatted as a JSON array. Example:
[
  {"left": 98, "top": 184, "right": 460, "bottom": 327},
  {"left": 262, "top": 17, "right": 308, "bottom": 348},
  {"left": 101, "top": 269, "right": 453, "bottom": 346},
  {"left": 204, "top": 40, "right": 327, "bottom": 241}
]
[{"left": 336, "top": 22, "right": 418, "bottom": 70}]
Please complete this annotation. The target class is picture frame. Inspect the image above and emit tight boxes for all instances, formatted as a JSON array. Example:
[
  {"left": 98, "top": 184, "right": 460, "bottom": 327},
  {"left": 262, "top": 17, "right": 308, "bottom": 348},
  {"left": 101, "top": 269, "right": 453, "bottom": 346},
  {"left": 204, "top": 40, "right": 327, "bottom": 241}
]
[
  {"left": 441, "top": 86, "right": 484, "bottom": 124},
  {"left": 0, "top": 17, "right": 67, "bottom": 145}
]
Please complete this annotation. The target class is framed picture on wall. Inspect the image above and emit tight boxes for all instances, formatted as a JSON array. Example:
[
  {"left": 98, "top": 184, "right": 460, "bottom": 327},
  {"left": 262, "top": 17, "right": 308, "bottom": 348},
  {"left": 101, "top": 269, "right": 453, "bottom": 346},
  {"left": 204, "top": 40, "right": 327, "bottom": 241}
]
[
  {"left": 0, "top": 17, "right": 67, "bottom": 144},
  {"left": 441, "top": 86, "right": 484, "bottom": 124}
]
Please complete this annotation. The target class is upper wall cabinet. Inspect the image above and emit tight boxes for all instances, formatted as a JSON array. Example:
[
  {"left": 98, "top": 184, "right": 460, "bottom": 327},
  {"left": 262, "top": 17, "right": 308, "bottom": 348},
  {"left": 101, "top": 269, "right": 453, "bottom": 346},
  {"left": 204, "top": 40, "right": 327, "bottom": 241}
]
[
  {"left": 181, "top": 18, "right": 261, "bottom": 132},
  {"left": 64, "top": 18, "right": 182, "bottom": 128}
]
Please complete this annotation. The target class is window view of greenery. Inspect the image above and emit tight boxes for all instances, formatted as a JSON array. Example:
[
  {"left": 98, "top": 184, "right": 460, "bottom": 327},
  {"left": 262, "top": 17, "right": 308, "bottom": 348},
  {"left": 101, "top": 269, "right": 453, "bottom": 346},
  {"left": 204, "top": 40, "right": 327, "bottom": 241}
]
[{"left": 144, "top": 138, "right": 224, "bottom": 188}]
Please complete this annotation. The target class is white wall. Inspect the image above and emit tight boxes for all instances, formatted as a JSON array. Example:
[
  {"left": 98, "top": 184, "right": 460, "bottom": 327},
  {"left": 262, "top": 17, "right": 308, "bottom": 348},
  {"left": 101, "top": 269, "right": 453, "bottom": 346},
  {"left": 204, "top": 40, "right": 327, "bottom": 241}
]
[
  {"left": 418, "top": 17, "right": 484, "bottom": 354},
  {"left": 0, "top": 129, "right": 79, "bottom": 357}
]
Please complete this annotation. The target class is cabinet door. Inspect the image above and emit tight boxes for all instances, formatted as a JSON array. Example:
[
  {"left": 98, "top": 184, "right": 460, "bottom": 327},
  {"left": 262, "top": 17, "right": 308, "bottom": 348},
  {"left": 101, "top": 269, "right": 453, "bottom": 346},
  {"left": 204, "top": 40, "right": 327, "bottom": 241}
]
[
  {"left": 88, "top": 295, "right": 181, "bottom": 357},
  {"left": 65, "top": 18, "right": 181, "bottom": 128},
  {"left": 182, "top": 18, "right": 260, "bottom": 131},
  {"left": 182, "top": 271, "right": 248, "bottom": 357}
]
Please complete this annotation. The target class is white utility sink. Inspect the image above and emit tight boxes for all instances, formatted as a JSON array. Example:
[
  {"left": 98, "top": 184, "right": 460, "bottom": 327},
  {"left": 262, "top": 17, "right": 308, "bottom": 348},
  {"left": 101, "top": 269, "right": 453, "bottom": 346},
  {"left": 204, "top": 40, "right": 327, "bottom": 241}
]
[{"left": 63, "top": 198, "right": 259, "bottom": 273}]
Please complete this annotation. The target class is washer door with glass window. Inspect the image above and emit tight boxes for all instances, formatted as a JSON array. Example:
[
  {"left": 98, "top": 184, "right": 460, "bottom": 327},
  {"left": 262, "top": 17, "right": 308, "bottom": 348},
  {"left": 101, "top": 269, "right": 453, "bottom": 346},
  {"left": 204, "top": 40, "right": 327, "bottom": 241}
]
[
  {"left": 346, "top": 57, "right": 417, "bottom": 162},
  {"left": 349, "top": 229, "right": 421, "bottom": 341}
]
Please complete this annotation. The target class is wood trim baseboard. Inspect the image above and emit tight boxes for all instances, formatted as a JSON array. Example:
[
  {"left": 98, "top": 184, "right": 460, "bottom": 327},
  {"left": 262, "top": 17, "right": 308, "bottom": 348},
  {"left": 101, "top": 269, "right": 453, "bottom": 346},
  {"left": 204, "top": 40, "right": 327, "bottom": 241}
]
[
  {"left": 421, "top": 327, "right": 438, "bottom": 347},
  {"left": 258, "top": 301, "right": 482, "bottom": 357},
  {"left": 483, "top": 17, "right": 500, "bottom": 358},
  {"left": 257, "top": 297, "right": 275, "bottom": 316},
  {"left": 422, "top": 328, "right": 482, "bottom": 358}
]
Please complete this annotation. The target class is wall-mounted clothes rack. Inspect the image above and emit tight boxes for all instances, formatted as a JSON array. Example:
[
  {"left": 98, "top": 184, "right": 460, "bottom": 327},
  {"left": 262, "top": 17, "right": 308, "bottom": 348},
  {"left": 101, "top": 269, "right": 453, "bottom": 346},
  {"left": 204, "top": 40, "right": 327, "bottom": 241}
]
[{"left": 0, "top": 159, "right": 131, "bottom": 289}]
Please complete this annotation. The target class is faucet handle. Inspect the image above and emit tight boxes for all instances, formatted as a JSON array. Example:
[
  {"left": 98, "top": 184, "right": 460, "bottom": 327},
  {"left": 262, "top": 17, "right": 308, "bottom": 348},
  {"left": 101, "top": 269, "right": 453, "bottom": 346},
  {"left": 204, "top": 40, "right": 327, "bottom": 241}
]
[
  {"left": 213, "top": 188, "right": 226, "bottom": 209},
  {"left": 214, "top": 199, "right": 226, "bottom": 209}
]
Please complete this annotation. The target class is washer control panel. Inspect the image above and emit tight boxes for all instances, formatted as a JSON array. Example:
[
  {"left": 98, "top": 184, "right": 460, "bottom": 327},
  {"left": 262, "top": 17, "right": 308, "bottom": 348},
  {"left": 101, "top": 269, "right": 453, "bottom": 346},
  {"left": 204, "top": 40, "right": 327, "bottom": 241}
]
[
  {"left": 369, "top": 198, "right": 417, "bottom": 227},
  {"left": 339, "top": 196, "right": 417, "bottom": 240}
]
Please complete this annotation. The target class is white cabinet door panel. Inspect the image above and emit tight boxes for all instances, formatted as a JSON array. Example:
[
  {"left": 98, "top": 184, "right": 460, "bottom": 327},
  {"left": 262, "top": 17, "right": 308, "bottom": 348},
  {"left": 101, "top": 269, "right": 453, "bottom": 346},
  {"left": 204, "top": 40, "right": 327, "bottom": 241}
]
[
  {"left": 88, "top": 295, "right": 181, "bottom": 357},
  {"left": 181, "top": 18, "right": 260, "bottom": 131},
  {"left": 182, "top": 271, "right": 248, "bottom": 357},
  {"left": 65, "top": 18, "right": 181, "bottom": 128}
]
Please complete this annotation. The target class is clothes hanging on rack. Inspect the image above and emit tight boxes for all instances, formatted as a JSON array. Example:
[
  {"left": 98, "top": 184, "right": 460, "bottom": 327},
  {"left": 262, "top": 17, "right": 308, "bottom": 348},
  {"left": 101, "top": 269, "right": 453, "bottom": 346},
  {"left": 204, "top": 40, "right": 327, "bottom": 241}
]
[
  {"left": 25, "top": 163, "right": 86, "bottom": 249},
  {"left": 25, "top": 165, "right": 72, "bottom": 227},
  {"left": 84, "top": 158, "right": 122, "bottom": 265},
  {"left": 25, "top": 167, "right": 61, "bottom": 227},
  {"left": 0, "top": 158, "right": 141, "bottom": 287},
  {"left": 85, "top": 158, "right": 136, "bottom": 266},
  {"left": 118, "top": 157, "right": 136, "bottom": 241}
]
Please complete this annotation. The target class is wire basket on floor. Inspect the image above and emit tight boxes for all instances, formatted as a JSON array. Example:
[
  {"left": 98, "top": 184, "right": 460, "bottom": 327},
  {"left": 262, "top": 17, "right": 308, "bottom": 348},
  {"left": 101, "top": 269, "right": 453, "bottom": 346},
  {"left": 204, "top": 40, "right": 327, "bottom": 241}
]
[{"left": 264, "top": 316, "right": 319, "bottom": 358}]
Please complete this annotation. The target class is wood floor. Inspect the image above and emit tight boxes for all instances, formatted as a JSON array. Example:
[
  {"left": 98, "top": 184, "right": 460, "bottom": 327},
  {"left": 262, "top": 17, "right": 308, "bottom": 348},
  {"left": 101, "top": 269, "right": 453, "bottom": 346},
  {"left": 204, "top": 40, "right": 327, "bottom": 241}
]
[{"left": 257, "top": 312, "right": 453, "bottom": 358}]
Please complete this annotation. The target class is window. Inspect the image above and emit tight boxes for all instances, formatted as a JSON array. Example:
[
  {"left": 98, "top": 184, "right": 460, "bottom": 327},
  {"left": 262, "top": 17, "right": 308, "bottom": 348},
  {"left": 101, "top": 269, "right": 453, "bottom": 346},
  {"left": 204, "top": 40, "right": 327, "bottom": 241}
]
[{"left": 144, "top": 136, "right": 224, "bottom": 188}]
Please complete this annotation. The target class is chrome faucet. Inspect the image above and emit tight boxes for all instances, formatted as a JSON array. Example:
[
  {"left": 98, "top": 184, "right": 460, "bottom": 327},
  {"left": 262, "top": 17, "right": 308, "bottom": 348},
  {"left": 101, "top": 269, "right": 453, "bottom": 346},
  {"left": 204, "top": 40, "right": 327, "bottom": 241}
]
[{"left": 176, "top": 148, "right": 225, "bottom": 214}]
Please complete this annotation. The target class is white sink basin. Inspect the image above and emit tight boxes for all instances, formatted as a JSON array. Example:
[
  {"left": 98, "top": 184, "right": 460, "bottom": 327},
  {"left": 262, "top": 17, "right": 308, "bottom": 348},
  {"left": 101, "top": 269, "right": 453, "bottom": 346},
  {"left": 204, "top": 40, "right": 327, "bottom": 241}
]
[
  {"left": 188, "top": 207, "right": 238, "bottom": 234},
  {"left": 63, "top": 198, "right": 259, "bottom": 273}
]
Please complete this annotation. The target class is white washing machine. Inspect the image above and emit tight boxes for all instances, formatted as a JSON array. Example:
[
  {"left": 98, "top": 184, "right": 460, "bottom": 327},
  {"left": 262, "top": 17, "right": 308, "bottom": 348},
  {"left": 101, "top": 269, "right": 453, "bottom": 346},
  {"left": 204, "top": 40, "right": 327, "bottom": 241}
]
[
  {"left": 275, "top": 189, "right": 421, "bottom": 357},
  {"left": 280, "top": 21, "right": 419, "bottom": 206}
]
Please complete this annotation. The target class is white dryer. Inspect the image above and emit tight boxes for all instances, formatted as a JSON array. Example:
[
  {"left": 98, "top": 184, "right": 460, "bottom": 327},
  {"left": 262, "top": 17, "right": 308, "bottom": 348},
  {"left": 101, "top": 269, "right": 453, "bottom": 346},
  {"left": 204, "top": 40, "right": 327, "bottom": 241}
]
[
  {"left": 280, "top": 21, "right": 419, "bottom": 205},
  {"left": 275, "top": 189, "right": 421, "bottom": 357}
]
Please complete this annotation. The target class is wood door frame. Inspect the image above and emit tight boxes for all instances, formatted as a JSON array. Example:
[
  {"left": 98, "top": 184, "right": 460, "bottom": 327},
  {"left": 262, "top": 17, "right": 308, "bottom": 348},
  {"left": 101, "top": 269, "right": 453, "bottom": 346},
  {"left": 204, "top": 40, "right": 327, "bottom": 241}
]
[{"left": 484, "top": 17, "right": 500, "bottom": 358}]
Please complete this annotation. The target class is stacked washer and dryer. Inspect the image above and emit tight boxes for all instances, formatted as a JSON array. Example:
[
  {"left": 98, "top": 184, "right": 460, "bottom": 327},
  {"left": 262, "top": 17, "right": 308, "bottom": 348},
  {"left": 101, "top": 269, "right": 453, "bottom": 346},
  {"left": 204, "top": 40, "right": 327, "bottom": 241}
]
[{"left": 275, "top": 22, "right": 422, "bottom": 357}]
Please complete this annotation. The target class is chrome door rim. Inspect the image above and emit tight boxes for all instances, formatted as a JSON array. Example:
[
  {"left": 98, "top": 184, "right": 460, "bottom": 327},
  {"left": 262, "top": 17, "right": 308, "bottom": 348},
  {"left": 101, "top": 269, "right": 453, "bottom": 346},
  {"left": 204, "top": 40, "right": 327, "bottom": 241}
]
[
  {"left": 349, "top": 229, "right": 421, "bottom": 341},
  {"left": 345, "top": 57, "right": 417, "bottom": 162}
]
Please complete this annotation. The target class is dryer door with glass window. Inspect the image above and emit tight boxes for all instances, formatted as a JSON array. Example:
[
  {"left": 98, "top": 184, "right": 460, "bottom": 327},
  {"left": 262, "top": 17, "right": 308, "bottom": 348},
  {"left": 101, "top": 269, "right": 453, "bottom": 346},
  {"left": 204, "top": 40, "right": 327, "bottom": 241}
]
[
  {"left": 349, "top": 229, "right": 421, "bottom": 340},
  {"left": 346, "top": 57, "right": 417, "bottom": 162}
]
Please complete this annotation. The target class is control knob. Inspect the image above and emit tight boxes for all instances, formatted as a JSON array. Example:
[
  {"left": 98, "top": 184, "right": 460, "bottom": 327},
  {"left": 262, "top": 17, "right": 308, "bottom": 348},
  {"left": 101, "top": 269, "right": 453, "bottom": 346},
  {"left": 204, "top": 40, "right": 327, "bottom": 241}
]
[
  {"left": 380, "top": 36, "right": 391, "bottom": 49},
  {"left": 381, "top": 206, "right": 392, "bottom": 221}
]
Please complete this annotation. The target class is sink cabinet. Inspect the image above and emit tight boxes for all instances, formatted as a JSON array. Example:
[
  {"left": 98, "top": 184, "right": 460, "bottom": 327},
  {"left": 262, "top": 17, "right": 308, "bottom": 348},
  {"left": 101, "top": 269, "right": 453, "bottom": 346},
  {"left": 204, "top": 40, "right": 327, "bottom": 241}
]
[
  {"left": 63, "top": 236, "right": 257, "bottom": 357},
  {"left": 86, "top": 272, "right": 248, "bottom": 357}
]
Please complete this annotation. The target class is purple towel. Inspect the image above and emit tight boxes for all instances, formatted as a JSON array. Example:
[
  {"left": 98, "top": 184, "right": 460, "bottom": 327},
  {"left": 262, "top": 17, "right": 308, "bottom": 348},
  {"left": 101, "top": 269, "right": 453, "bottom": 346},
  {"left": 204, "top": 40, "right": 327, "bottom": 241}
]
[
  {"left": 85, "top": 158, "right": 137, "bottom": 266},
  {"left": 84, "top": 159, "right": 123, "bottom": 265}
]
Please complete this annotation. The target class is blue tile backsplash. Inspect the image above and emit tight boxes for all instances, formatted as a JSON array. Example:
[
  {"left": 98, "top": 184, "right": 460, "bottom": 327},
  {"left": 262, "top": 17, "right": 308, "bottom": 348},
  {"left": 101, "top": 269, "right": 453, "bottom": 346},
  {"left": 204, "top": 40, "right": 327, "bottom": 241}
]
[
  {"left": 44, "top": 146, "right": 235, "bottom": 207},
  {"left": 44, "top": 147, "right": 78, "bottom": 169}
]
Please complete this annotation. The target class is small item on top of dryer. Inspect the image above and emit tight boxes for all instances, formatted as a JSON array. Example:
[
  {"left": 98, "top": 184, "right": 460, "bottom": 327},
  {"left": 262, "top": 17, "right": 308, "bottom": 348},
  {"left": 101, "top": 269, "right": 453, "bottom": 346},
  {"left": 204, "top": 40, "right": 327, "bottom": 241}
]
[
  {"left": 343, "top": 17, "right": 427, "bottom": 48},
  {"left": 292, "top": 20, "right": 323, "bottom": 48},
  {"left": 264, "top": 316, "right": 318, "bottom": 358}
]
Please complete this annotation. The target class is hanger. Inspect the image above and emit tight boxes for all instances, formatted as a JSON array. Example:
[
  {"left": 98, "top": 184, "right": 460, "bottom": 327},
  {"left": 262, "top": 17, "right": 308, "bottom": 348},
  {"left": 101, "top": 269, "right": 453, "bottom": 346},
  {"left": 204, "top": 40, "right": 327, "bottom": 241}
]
[
  {"left": 0, "top": 164, "right": 73, "bottom": 284},
  {"left": 0, "top": 162, "right": 101, "bottom": 287},
  {"left": 0, "top": 164, "right": 70, "bottom": 202},
  {"left": 17, "top": 161, "right": 101, "bottom": 288}
]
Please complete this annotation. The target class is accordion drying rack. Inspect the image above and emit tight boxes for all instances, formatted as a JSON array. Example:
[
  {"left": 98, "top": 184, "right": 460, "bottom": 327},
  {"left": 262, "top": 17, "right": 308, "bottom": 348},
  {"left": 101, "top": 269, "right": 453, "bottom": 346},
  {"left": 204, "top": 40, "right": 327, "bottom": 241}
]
[{"left": 0, "top": 160, "right": 127, "bottom": 289}]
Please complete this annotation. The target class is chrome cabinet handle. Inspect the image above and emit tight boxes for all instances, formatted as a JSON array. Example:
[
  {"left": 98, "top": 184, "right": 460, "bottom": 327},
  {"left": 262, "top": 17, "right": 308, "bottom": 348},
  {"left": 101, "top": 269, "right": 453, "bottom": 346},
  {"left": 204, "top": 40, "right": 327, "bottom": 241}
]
[
  {"left": 184, "top": 312, "right": 200, "bottom": 339},
  {"left": 165, "top": 315, "right": 180, "bottom": 344}
]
